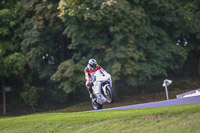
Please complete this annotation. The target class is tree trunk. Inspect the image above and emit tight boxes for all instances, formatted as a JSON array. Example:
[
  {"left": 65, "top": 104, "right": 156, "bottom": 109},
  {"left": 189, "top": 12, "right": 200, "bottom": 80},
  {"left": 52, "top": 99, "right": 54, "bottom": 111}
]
[{"left": 2, "top": 77, "right": 6, "bottom": 115}]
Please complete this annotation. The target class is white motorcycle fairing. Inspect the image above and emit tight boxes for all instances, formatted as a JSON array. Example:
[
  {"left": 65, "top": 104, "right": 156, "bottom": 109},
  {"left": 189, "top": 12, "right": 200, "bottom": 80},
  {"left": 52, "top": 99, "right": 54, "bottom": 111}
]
[{"left": 92, "top": 69, "right": 112, "bottom": 105}]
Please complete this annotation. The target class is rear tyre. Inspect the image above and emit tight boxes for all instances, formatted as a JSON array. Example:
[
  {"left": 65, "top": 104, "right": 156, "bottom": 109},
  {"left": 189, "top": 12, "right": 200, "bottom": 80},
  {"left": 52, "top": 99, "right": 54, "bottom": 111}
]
[
  {"left": 92, "top": 98, "right": 103, "bottom": 110},
  {"left": 105, "top": 86, "right": 114, "bottom": 103}
]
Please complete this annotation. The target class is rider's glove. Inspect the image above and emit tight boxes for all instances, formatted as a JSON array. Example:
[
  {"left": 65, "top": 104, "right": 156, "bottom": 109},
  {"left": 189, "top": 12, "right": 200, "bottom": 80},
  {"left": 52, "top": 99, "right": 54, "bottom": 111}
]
[{"left": 87, "top": 82, "right": 93, "bottom": 88}]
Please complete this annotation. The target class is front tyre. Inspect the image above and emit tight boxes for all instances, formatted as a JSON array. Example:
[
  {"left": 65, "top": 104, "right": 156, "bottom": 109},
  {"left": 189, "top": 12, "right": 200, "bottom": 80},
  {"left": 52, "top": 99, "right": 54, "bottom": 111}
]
[
  {"left": 92, "top": 98, "right": 103, "bottom": 110},
  {"left": 105, "top": 86, "right": 114, "bottom": 103}
]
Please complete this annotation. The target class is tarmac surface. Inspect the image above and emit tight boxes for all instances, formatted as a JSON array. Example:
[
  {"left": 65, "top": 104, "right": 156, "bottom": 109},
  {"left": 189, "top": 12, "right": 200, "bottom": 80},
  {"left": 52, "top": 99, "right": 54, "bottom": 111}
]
[{"left": 85, "top": 95, "right": 200, "bottom": 112}]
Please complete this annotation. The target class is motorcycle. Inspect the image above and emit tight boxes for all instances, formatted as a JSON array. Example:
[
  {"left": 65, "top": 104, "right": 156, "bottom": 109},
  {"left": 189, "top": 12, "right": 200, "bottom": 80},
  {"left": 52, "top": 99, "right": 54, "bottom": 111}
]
[{"left": 91, "top": 69, "right": 115, "bottom": 110}]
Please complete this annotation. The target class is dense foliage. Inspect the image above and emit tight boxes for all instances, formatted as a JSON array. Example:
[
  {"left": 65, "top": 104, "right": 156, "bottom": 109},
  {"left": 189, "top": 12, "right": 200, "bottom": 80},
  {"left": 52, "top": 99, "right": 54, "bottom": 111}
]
[{"left": 0, "top": 0, "right": 199, "bottom": 114}]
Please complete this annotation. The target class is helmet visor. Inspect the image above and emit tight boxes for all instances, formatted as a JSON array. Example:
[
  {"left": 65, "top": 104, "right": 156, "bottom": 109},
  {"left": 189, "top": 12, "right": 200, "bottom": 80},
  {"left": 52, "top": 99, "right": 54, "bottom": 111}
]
[{"left": 90, "top": 64, "right": 97, "bottom": 69}]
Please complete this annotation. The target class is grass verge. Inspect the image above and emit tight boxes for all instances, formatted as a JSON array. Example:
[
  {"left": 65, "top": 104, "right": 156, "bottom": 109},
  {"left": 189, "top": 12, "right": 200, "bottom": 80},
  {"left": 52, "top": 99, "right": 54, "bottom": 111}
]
[{"left": 0, "top": 104, "right": 200, "bottom": 133}]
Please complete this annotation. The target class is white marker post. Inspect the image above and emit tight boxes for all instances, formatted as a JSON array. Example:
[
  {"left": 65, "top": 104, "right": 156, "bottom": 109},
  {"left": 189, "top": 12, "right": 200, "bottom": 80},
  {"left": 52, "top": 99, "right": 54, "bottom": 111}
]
[{"left": 162, "top": 79, "right": 172, "bottom": 100}]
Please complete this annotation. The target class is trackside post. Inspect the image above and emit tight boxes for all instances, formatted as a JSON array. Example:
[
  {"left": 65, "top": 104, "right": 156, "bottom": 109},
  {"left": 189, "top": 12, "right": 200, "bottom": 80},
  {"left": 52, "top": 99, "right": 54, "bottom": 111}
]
[{"left": 162, "top": 79, "right": 172, "bottom": 100}]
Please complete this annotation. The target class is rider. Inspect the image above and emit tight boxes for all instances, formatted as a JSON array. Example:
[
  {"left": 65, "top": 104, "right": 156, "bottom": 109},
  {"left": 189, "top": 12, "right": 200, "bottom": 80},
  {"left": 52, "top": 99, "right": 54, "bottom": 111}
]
[{"left": 84, "top": 59, "right": 105, "bottom": 98}]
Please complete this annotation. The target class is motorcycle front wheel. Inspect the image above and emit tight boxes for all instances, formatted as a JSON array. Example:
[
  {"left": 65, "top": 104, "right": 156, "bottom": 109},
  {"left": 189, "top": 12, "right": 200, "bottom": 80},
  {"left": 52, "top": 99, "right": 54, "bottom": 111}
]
[
  {"left": 105, "top": 86, "right": 114, "bottom": 103},
  {"left": 92, "top": 98, "right": 103, "bottom": 110}
]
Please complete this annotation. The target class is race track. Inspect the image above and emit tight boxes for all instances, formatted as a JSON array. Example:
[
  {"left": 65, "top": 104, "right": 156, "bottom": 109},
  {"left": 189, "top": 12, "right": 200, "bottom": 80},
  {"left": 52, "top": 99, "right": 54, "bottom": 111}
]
[{"left": 85, "top": 95, "right": 200, "bottom": 112}]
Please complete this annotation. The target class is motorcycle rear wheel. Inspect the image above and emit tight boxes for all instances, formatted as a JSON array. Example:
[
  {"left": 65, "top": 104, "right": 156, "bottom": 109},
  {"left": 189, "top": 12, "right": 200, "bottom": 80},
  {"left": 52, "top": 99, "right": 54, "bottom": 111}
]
[{"left": 92, "top": 98, "right": 103, "bottom": 110}]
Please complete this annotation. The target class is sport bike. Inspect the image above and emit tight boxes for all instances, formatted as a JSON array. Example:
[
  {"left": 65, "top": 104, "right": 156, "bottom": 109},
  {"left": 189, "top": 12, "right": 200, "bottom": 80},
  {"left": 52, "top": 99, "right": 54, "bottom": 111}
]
[{"left": 91, "top": 69, "right": 115, "bottom": 110}]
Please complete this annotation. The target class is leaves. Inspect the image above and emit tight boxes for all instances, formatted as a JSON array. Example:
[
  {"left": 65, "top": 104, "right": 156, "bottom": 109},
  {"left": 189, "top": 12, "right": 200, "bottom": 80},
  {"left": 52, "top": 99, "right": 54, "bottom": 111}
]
[
  {"left": 56, "top": 0, "right": 197, "bottom": 89},
  {"left": 0, "top": 0, "right": 199, "bottom": 107},
  {"left": 3, "top": 53, "right": 27, "bottom": 77},
  {"left": 20, "top": 84, "right": 40, "bottom": 106},
  {"left": 51, "top": 59, "right": 85, "bottom": 94}
]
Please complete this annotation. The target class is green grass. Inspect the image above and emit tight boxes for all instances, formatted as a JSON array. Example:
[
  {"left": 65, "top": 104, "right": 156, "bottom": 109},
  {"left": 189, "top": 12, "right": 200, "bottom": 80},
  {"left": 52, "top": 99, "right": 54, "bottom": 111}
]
[{"left": 0, "top": 104, "right": 200, "bottom": 133}]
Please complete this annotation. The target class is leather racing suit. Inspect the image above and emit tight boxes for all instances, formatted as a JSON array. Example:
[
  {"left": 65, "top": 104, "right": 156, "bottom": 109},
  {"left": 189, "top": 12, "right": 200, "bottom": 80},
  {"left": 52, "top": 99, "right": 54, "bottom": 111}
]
[{"left": 84, "top": 64, "right": 105, "bottom": 97}]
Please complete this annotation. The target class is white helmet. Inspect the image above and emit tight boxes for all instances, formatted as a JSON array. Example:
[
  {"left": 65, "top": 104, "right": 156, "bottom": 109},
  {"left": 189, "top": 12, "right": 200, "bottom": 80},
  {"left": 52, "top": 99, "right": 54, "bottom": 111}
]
[{"left": 88, "top": 59, "right": 97, "bottom": 70}]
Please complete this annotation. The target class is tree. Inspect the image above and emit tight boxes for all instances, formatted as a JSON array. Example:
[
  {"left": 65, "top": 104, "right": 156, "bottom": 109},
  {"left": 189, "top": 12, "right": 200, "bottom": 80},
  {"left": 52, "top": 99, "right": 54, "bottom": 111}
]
[
  {"left": 20, "top": 84, "right": 39, "bottom": 109},
  {"left": 55, "top": 0, "right": 145, "bottom": 97},
  {"left": 179, "top": 0, "right": 200, "bottom": 75},
  {"left": 16, "top": 0, "right": 69, "bottom": 80},
  {"left": 55, "top": 0, "right": 195, "bottom": 98},
  {"left": 127, "top": 0, "right": 191, "bottom": 83},
  {"left": 1, "top": 55, "right": 26, "bottom": 114},
  {"left": 15, "top": 0, "right": 72, "bottom": 105},
  {"left": 51, "top": 60, "right": 85, "bottom": 97},
  {"left": 0, "top": 8, "right": 27, "bottom": 114}
]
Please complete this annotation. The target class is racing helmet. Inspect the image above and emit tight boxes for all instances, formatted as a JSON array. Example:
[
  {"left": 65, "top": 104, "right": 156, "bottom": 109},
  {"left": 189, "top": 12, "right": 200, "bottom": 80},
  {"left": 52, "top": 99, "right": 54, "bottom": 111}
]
[{"left": 88, "top": 59, "right": 97, "bottom": 70}]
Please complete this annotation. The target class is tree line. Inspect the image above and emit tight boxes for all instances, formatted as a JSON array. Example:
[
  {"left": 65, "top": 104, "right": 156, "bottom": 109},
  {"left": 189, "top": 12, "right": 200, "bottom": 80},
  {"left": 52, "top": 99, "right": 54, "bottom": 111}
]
[{"left": 0, "top": 0, "right": 199, "bottom": 114}]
